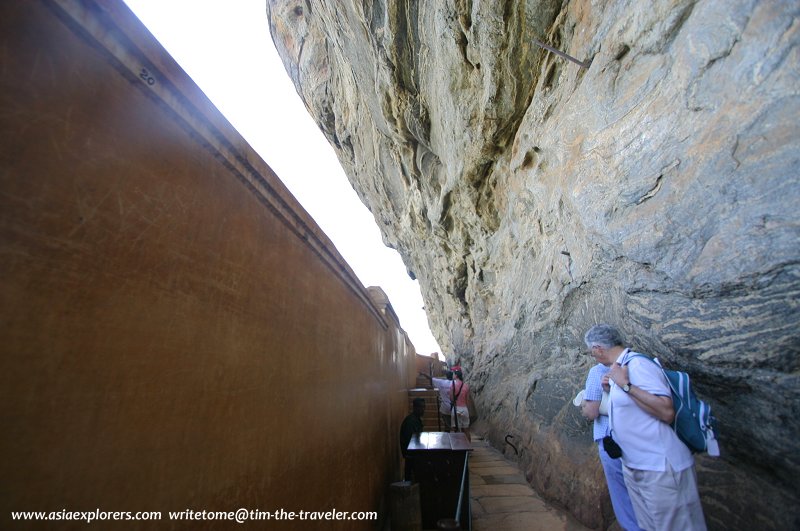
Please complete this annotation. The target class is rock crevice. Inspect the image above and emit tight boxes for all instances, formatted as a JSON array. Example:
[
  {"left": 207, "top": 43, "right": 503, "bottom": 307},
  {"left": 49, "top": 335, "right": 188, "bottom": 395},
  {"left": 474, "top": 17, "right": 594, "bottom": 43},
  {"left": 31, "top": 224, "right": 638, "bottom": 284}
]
[{"left": 268, "top": 1, "right": 799, "bottom": 529}]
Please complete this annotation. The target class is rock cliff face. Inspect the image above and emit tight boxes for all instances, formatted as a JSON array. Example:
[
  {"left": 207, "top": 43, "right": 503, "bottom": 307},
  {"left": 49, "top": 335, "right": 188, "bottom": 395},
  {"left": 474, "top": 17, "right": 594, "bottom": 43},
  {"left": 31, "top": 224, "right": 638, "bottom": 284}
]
[{"left": 267, "top": 1, "right": 799, "bottom": 528}]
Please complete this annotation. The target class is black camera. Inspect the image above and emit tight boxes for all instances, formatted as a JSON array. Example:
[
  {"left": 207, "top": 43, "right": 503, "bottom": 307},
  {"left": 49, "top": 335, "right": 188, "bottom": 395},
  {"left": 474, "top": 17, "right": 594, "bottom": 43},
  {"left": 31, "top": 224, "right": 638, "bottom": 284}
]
[{"left": 602, "top": 435, "right": 623, "bottom": 459}]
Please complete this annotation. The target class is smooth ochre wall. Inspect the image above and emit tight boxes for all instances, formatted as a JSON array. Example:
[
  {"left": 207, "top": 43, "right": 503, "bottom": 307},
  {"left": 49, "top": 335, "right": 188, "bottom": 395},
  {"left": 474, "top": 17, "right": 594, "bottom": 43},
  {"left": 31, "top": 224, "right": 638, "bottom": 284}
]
[{"left": 0, "top": 1, "right": 414, "bottom": 528}]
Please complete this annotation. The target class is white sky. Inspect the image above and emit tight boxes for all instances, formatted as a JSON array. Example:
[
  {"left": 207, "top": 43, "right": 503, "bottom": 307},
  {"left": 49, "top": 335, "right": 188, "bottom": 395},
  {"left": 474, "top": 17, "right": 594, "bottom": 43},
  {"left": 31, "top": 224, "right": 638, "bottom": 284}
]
[{"left": 122, "top": 0, "right": 442, "bottom": 357}]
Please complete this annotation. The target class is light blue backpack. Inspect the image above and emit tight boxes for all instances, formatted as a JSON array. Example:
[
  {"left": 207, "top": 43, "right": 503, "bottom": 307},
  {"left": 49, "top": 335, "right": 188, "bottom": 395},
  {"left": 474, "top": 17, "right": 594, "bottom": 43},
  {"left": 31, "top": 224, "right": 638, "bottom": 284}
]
[{"left": 626, "top": 355, "right": 720, "bottom": 456}]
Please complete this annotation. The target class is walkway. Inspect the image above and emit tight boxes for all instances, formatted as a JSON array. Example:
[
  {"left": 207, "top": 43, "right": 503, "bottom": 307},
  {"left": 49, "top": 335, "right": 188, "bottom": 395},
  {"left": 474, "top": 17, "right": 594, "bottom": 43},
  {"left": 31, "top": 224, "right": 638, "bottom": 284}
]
[{"left": 469, "top": 436, "right": 590, "bottom": 531}]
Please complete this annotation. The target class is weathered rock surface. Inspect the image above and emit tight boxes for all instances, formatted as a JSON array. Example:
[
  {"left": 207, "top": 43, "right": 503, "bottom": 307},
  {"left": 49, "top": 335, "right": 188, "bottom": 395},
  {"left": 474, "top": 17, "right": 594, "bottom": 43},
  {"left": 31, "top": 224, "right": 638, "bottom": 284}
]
[{"left": 267, "top": 0, "right": 799, "bottom": 529}]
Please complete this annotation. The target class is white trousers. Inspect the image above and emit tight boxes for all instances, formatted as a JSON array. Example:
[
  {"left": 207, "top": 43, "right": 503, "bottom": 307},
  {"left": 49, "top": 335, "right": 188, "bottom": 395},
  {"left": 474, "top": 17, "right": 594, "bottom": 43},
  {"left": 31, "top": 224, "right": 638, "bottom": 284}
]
[
  {"left": 622, "top": 462, "right": 706, "bottom": 531},
  {"left": 450, "top": 406, "right": 470, "bottom": 428}
]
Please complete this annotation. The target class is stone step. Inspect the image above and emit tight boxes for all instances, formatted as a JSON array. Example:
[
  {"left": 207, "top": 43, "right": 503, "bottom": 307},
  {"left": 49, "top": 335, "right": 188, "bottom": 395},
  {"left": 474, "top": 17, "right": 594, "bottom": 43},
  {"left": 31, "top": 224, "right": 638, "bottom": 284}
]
[
  {"left": 406, "top": 389, "right": 443, "bottom": 431},
  {"left": 407, "top": 389, "right": 439, "bottom": 407},
  {"left": 468, "top": 436, "right": 591, "bottom": 531}
]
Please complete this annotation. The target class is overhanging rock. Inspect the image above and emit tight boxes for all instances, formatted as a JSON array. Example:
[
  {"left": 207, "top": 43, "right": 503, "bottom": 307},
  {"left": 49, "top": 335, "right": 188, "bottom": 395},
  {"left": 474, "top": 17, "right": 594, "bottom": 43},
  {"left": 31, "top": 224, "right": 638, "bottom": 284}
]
[{"left": 267, "top": 1, "right": 800, "bottom": 529}]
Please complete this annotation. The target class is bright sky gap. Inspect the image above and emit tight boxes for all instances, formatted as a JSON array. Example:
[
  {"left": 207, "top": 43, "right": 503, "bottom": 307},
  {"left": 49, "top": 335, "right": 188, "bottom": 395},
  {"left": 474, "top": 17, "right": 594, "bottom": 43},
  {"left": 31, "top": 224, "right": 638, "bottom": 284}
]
[{"left": 123, "top": 0, "right": 442, "bottom": 357}]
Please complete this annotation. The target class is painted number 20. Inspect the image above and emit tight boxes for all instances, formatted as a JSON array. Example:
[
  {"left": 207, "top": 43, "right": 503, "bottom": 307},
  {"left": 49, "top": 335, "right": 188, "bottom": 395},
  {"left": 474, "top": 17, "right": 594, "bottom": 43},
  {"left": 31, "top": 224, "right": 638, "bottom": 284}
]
[{"left": 139, "top": 68, "right": 156, "bottom": 86}]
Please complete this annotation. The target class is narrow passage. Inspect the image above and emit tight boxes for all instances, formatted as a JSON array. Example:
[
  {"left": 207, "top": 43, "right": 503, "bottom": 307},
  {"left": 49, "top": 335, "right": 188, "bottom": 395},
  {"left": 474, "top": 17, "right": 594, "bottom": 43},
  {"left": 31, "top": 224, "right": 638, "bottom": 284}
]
[{"left": 469, "top": 436, "right": 590, "bottom": 531}]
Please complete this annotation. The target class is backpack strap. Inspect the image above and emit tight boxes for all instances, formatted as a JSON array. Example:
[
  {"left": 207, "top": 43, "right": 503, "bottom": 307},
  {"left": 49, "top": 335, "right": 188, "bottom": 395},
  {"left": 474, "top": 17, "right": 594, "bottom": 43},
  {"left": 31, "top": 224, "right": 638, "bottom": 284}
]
[
  {"left": 619, "top": 349, "right": 655, "bottom": 367},
  {"left": 619, "top": 352, "right": 667, "bottom": 391},
  {"left": 451, "top": 380, "right": 463, "bottom": 402},
  {"left": 450, "top": 380, "right": 461, "bottom": 431}
]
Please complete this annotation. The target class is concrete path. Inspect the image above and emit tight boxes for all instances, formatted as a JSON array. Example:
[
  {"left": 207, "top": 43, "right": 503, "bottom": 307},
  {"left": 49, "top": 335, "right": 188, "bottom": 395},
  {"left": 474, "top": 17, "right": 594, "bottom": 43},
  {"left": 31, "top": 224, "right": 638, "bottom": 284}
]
[{"left": 469, "top": 436, "right": 591, "bottom": 531}]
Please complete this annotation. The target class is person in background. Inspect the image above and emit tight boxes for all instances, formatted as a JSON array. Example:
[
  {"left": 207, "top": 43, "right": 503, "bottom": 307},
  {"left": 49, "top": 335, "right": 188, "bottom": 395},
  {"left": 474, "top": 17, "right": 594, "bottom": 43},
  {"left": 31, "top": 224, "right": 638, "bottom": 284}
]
[
  {"left": 449, "top": 366, "right": 471, "bottom": 441},
  {"left": 399, "top": 397, "right": 426, "bottom": 481},
  {"left": 586, "top": 324, "right": 706, "bottom": 531},
  {"left": 424, "top": 370, "right": 454, "bottom": 431},
  {"left": 581, "top": 337, "right": 644, "bottom": 531}
]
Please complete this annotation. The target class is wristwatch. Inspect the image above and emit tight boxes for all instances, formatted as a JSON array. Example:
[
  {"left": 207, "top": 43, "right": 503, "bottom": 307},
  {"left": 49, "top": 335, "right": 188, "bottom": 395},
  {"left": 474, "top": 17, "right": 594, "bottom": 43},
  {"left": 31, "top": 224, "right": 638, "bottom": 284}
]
[{"left": 622, "top": 383, "right": 631, "bottom": 393}]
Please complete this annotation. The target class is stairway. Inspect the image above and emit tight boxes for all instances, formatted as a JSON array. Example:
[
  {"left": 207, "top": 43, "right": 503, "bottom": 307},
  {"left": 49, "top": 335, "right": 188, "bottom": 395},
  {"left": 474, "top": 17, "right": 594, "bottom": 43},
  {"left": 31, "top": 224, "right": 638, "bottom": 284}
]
[
  {"left": 407, "top": 388, "right": 442, "bottom": 431},
  {"left": 415, "top": 371, "right": 432, "bottom": 389},
  {"left": 469, "top": 436, "right": 591, "bottom": 530}
]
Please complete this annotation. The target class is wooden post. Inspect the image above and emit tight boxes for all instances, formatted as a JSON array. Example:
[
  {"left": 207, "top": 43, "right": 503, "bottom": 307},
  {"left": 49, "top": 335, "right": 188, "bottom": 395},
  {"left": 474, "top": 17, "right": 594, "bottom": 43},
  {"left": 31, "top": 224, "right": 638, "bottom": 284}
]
[{"left": 389, "top": 481, "right": 422, "bottom": 531}]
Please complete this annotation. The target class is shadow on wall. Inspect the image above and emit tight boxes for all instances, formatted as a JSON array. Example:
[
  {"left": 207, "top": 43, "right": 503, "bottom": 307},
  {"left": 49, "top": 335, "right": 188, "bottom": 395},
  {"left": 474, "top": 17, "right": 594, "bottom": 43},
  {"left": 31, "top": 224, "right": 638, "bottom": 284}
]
[{"left": 0, "top": 2, "right": 416, "bottom": 528}]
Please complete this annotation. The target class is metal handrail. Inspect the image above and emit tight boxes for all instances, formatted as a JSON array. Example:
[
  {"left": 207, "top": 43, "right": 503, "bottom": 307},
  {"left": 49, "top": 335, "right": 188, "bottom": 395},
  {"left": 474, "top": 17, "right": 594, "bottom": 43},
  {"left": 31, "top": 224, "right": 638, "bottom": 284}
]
[
  {"left": 436, "top": 393, "right": 443, "bottom": 431},
  {"left": 454, "top": 451, "right": 470, "bottom": 525}
]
